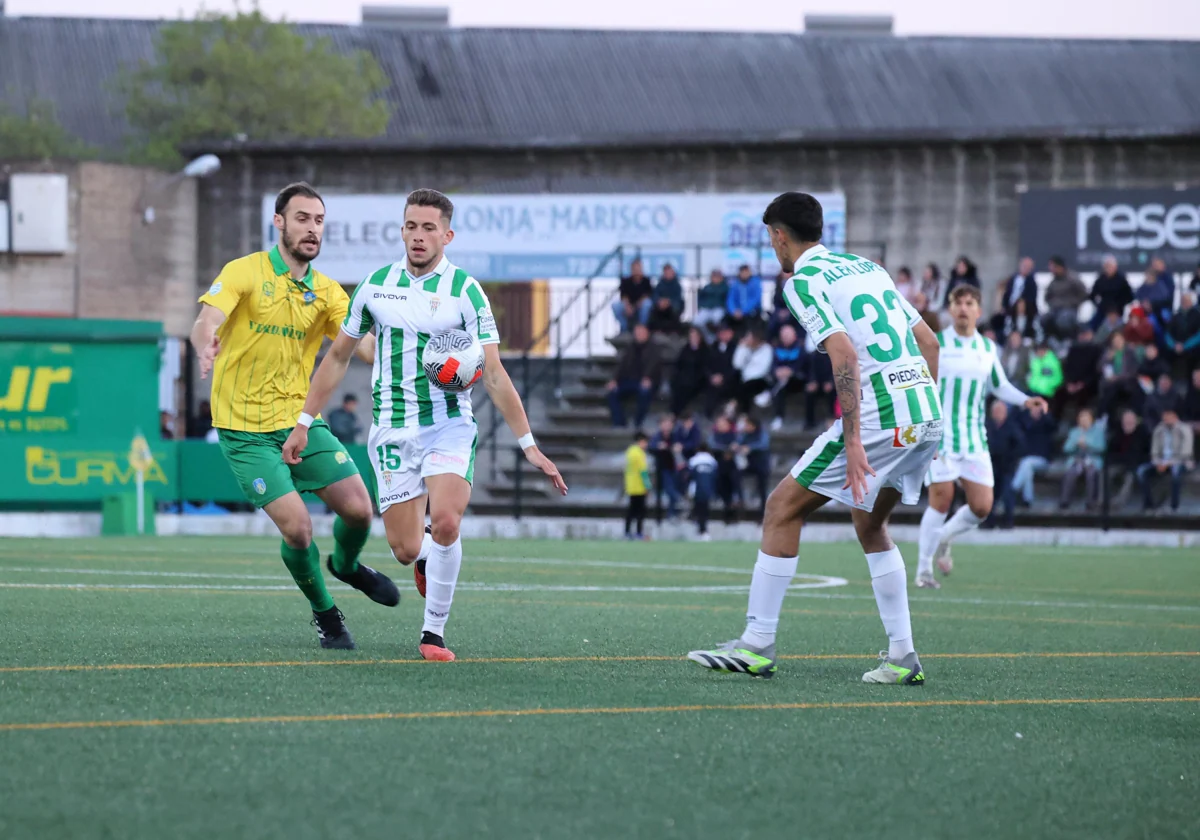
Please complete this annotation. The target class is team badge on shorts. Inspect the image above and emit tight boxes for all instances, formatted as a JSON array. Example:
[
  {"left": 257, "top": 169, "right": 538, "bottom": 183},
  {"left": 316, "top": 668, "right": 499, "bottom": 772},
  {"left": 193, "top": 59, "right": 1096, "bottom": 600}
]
[
  {"left": 303, "top": 291, "right": 316, "bottom": 305},
  {"left": 382, "top": 470, "right": 393, "bottom": 487},
  {"left": 252, "top": 477, "right": 267, "bottom": 495},
  {"left": 893, "top": 425, "right": 919, "bottom": 448},
  {"left": 429, "top": 295, "right": 442, "bottom": 315},
  {"left": 335, "top": 451, "right": 348, "bottom": 464}
]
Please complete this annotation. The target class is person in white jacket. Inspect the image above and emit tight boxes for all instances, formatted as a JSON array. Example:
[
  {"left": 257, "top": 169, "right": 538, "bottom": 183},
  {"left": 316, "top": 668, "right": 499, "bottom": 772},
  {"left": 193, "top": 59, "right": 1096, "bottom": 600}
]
[{"left": 733, "top": 326, "right": 775, "bottom": 413}]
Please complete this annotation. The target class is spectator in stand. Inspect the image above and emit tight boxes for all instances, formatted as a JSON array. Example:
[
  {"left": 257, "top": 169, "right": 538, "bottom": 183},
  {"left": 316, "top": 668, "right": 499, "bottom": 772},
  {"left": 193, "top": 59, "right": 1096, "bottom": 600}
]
[
  {"left": 1107, "top": 409, "right": 1151, "bottom": 508},
  {"left": 1012, "top": 400, "right": 1057, "bottom": 507},
  {"left": 709, "top": 415, "right": 743, "bottom": 521},
  {"left": 1059, "top": 408, "right": 1105, "bottom": 510},
  {"left": 1026, "top": 343, "right": 1064, "bottom": 403},
  {"left": 726, "top": 265, "right": 763, "bottom": 332},
  {"left": 768, "top": 323, "right": 806, "bottom": 431},
  {"left": 767, "top": 270, "right": 799, "bottom": 338},
  {"left": 1137, "top": 257, "right": 1175, "bottom": 327},
  {"left": 732, "top": 326, "right": 774, "bottom": 412},
  {"left": 1095, "top": 309, "right": 1125, "bottom": 347},
  {"left": 672, "top": 411, "right": 702, "bottom": 465},
  {"left": 1138, "top": 343, "right": 1170, "bottom": 383},
  {"left": 913, "top": 291, "right": 941, "bottom": 334},
  {"left": 623, "top": 432, "right": 651, "bottom": 540},
  {"left": 942, "top": 256, "right": 981, "bottom": 309},
  {"left": 1183, "top": 369, "right": 1200, "bottom": 436},
  {"left": 804, "top": 335, "right": 837, "bottom": 429},
  {"left": 606, "top": 323, "right": 662, "bottom": 428},
  {"left": 670, "top": 326, "right": 710, "bottom": 415},
  {"left": 1166, "top": 291, "right": 1200, "bottom": 373},
  {"left": 983, "top": 400, "right": 1025, "bottom": 529},
  {"left": 191, "top": 400, "right": 214, "bottom": 439},
  {"left": 705, "top": 322, "right": 740, "bottom": 417},
  {"left": 1097, "top": 332, "right": 1144, "bottom": 419},
  {"left": 894, "top": 266, "right": 918, "bottom": 304},
  {"left": 1139, "top": 409, "right": 1194, "bottom": 512},
  {"left": 687, "top": 442, "right": 718, "bottom": 541},
  {"left": 1090, "top": 255, "right": 1134, "bottom": 328},
  {"left": 1144, "top": 374, "right": 1181, "bottom": 430},
  {"left": 1042, "top": 256, "right": 1089, "bottom": 342},
  {"left": 1122, "top": 305, "right": 1156, "bottom": 347},
  {"left": 736, "top": 415, "right": 771, "bottom": 519},
  {"left": 995, "top": 257, "right": 1040, "bottom": 332},
  {"left": 1054, "top": 327, "right": 1103, "bottom": 420},
  {"left": 694, "top": 269, "right": 730, "bottom": 337},
  {"left": 326, "top": 393, "right": 362, "bottom": 445},
  {"left": 647, "top": 263, "right": 684, "bottom": 335},
  {"left": 611, "top": 258, "right": 654, "bottom": 333},
  {"left": 1000, "top": 330, "right": 1031, "bottom": 386},
  {"left": 1001, "top": 297, "right": 1045, "bottom": 345},
  {"left": 649, "top": 414, "right": 681, "bottom": 521},
  {"left": 920, "top": 263, "right": 944, "bottom": 311}
]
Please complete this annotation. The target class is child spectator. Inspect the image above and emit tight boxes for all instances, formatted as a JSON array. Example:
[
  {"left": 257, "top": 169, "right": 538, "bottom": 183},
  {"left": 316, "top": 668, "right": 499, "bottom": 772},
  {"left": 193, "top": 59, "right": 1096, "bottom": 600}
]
[
  {"left": 687, "top": 443, "right": 719, "bottom": 541},
  {"left": 623, "top": 432, "right": 651, "bottom": 540},
  {"left": 649, "top": 414, "right": 681, "bottom": 521},
  {"left": 1059, "top": 408, "right": 1105, "bottom": 510}
]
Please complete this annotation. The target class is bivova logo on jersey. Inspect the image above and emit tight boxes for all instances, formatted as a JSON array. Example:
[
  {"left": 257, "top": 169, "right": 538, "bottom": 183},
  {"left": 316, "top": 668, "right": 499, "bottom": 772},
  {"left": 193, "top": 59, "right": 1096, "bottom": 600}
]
[{"left": 247, "top": 320, "right": 307, "bottom": 341}]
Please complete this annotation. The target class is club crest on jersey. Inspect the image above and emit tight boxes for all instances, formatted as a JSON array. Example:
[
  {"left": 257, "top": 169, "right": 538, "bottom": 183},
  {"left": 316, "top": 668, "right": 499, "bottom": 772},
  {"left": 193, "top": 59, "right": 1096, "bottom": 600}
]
[
  {"left": 892, "top": 426, "right": 919, "bottom": 448},
  {"left": 262, "top": 280, "right": 275, "bottom": 297},
  {"left": 429, "top": 295, "right": 442, "bottom": 315},
  {"left": 303, "top": 291, "right": 316, "bottom": 305}
]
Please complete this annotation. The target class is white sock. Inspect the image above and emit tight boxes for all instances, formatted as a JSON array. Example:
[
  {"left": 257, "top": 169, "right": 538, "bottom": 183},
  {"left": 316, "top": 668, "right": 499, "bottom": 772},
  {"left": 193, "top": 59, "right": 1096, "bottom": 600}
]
[
  {"left": 866, "top": 547, "right": 915, "bottom": 660},
  {"left": 917, "top": 507, "right": 947, "bottom": 577},
  {"left": 416, "top": 531, "right": 434, "bottom": 562},
  {"left": 938, "top": 506, "right": 984, "bottom": 546},
  {"left": 422, "top": 537, "right": 463, "bottom": 636},
  {"left": 742, "top": 551, "right": 799, "bottom": 649}
]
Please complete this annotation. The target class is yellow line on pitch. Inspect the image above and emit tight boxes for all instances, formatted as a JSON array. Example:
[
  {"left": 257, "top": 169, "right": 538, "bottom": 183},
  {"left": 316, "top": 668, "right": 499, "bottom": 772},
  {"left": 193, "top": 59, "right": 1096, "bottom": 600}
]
[
  {"left": 2, "top": 650, "right": 1196, "bottom": 675},
  {"left": 3, "top": 696, "right": 1197, "bottom": 733}
]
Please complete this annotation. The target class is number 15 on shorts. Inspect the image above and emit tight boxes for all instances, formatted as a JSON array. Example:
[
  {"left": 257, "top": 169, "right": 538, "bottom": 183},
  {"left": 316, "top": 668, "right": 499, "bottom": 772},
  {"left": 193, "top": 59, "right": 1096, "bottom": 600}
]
[{"left": 376, "top": 444, "right": 401, "bottom": 470}]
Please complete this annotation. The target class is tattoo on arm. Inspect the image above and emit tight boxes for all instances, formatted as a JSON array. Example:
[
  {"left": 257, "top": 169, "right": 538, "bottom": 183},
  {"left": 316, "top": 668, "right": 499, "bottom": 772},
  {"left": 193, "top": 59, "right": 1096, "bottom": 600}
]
[{"left": 834, "top": 358, "right": 861, "bottom": 442}]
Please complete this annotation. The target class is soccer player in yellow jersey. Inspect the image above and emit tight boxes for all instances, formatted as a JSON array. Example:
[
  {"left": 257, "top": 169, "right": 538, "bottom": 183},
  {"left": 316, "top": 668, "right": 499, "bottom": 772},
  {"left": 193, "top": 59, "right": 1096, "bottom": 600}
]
[{"left": 189, "top": 182, "right": 399, "bottom": 650}]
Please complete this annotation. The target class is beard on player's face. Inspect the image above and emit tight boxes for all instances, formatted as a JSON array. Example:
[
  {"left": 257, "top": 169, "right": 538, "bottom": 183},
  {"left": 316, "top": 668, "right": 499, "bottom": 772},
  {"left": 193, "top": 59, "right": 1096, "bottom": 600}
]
[{"left": 281, "top": 223, "right": 321, "bottom": 263}]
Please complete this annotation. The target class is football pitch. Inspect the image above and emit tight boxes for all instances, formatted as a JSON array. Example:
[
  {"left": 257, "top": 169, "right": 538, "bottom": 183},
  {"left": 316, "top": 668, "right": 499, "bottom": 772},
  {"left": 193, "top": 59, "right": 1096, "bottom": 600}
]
[{"left": 1, "top": 536, "right": 1197, "bottom": 840}]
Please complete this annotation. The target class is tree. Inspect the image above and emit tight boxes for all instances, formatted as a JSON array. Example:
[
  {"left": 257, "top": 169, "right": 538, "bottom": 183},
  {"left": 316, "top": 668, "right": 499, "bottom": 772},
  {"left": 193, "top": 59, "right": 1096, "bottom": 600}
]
[
  {"left": 0, "top": 99, "right": 93, "bottom": 161},
  {"left": 120, "top": 9, "right": 392, "bottom": 168}
]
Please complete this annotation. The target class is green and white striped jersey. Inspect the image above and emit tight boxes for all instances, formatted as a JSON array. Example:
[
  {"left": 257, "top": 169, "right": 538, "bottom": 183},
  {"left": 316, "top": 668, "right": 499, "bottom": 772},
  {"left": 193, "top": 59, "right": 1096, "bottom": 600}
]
[
  {"left": 342, "top": 255, "right": 499, "bottom": 428},
  {"left": 783, "top": 245, "right": 941, "bottom": 431},
  {"left": 935, "top": 328, "right": 1030, "bottom": 455}
]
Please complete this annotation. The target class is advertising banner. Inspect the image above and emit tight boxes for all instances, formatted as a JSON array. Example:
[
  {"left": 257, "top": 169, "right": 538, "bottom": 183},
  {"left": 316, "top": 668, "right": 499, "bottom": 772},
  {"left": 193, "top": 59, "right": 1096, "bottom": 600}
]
[{"left": 262, "top": 192, "right": 847, "bottom": 282}]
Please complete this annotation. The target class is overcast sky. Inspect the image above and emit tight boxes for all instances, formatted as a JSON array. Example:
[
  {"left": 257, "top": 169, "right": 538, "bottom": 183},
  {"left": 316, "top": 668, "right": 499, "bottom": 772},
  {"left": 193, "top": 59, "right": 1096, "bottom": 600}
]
[{"left": 5, "top": 0, "right": 1200, "bottom": 39}]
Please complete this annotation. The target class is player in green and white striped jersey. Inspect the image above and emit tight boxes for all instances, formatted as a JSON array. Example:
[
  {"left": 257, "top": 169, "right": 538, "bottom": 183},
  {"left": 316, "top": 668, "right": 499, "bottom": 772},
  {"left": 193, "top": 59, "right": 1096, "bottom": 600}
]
[
  {"left": 285, "top": 189, "right": 567, "bottom": 662},
  {"left": 689, "top": 192, "right": 943, "bottom": 686},
  {"left": 915, "top": 284, "right": 1047, "bottom": 589}
]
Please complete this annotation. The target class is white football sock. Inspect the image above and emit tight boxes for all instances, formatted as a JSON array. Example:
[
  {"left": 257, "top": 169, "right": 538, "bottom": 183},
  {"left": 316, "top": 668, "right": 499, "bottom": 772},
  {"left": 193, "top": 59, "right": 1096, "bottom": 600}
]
[
  {"left": 866, "top": 547, "right": 915, "bottom": 660},
  {"left": 939, "top": 506, "right": 984, "bottom": 546},
  {"left": 416, "top": 530, "right": 434, "bottom": 562},
  {"left": 917, "top": 507, "right": 947, "bottom": 577},
  {"left": 422, "top": 536, "right": 463, "bottom": 636},
  {"left": 742, "top": 551, "right": 799, "bottom": 649}
]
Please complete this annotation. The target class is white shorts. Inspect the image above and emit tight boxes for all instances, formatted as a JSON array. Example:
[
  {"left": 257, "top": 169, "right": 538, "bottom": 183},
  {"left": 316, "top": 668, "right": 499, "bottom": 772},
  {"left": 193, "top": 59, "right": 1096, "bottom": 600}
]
[
  {"left": 925, "top": 452, "right": 995, "bottom": 488},
  {"left": 790, "top": 418, "right": 943, "bottom": 512},
  {"left": 368, "top": 418, "right": 478, "bottom": 513}
]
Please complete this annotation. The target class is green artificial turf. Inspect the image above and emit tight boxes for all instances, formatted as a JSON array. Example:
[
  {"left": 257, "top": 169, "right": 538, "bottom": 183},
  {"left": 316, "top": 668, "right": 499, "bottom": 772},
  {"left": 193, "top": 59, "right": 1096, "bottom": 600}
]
[{"left": 1, "top": 536, "right": 1198, "bottom": 840}]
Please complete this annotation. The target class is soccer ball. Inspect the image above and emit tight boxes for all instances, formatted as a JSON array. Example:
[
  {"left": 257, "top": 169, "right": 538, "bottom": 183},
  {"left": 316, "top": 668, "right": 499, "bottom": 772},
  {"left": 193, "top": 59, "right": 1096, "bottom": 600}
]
[{"left": 423, "top": 329, "right": 485, "bottom": 393}]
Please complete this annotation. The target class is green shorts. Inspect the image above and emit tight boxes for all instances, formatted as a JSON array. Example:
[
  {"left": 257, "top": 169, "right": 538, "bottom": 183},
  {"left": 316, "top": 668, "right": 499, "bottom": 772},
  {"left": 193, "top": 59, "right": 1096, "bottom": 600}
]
[{"left": 216, "top": 419, "right": 360, "bottom": 508}]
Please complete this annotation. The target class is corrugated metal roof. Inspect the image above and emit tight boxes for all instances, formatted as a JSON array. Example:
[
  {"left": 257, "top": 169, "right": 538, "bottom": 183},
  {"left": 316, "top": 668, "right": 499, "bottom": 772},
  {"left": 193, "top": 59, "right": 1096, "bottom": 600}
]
[{"left": 2, "top": 16, "right": 1199, "bottom": 153}]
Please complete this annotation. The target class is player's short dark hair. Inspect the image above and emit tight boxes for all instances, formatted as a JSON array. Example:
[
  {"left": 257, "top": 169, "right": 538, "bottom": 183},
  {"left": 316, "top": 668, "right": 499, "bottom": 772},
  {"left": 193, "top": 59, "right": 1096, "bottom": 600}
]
[
  {"left": 1049, "top": 255, "right": 1067, "bottom": 269},
  {"left": 949, "top": 284, "right": 982, "bottom": 305},
  {"left": 275, "top": 182, "right": 324, "bottom": 216},
  {"left": 343, "top": 393, "right": 357, "bottom": 404},
  {"left": 633, "top": 431, "right": 649, "bottom": 443},
  {"left": 762, "top": 192, "right": 823, "bottom": 243},
  {"left": 406, "top": 188, "right": 454, "bottom": 224}
]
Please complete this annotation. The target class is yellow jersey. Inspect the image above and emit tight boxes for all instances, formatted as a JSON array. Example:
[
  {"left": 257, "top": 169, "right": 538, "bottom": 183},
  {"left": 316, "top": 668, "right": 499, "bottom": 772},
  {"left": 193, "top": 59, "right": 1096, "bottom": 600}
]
[
  {"left": 199, "top": 246, "right": 349, "bottom": 432},
  {"left": 624, "top": 444, "right": 650, "bottom": 496}
]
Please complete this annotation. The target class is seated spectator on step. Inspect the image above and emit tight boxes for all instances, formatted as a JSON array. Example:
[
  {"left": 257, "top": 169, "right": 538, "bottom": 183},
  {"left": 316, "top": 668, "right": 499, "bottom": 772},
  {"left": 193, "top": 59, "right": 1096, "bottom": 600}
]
[
  {"left": 693, "top": 269, "right": 729, "bottom": 336},
  {"left": 648, "top": 263, "right": 684, "bottom": 335},
  {"left": 1137, "top": 343, "right": 1170, "bottom": 383},
  {"left": 768, "top": 323, "right": 806, "bottom": 431},
  {"left": 672, "top": 411, "right": 702, "bottom": 465},
  {"left": 1059, "top": 408, "right": 1105, "bottom": 510},
  {"left": 1139, "top": 409, "right": 1194, "bottom": 513},
  {"left": 995, "top": 257, "right": 1040, "bottom": 334},
  {"left": 804, "top": 334, "right": 837, "bottom": 429},
  {"left": 705, "top": 322, "right": 740, "bottom": 417},
  {"left": 736, "top": 414, "right": 771, "bottom": 519},
  {"left": 999, "top": 330, "right": 1031, "bottom": 386},
  {"left": 1166, "top": 292, "right": 1200, "bottom": 373},
  {"left": 1026, "top": 343, "right": 1063, "bottom": 403},
  {"left": 1122, "top": 305, "right": 1156, "bottom": 348},
  {"left": 1107, "top": 409, "right": 1151, "bottom": 508},
  {"left": 1053, "top": 327, "right": 1102, "bottom": 419},
  {"left": 732, "top": 326, "right": 774, "bottom": 413},
  {"left": 942, "top": 256, "right": 981, "bottom": 309},
  {"left": 1089, "top": 255, "right": 1134, "bottom": 329},
  {"left": 768, "top": 270, "right": 799, "bottom": 338},
  {"left": 649, "top": 414, "right": 682, "bottom": 521},
  {"left": 709, "top": 415, "right": 743, "bottom": 520},
  {"left": 670, "top": 326, "right": 710, "bottom": 415},
  {"left": 984, "top": 400, "right": 1025, "bottom": 529},
  {"left": 1001, "top": 297, "right": 1045, "bottom": 346},
  {"left": 1144, "top": 374, "right": 1181, "bottom": 430},
  {"left": 1012, "top": 400, "right": 1057, "bottom": 507},
  {"left": 1042, "top": 256, "right": 1088, "bottom": 343},
  {"left": 1097, "top": 332, "right": 1145, "bottom": 419},
  {"left": 1137, "top": 257, "right": 1175, "bottom": 327},
  {"left": 894, "top": 266, "right": 918, "bottom": 304},
  {"left": 611, "top": 258, "right": 654, "bottom": 333},
  {"left": 1183, "top": 369, "right": 1200, "bottom": 437},
  {"left": 606, "top": 323, "right": 662, "bottom": 428},
  {"left": 725, "top": 265, "right": 763, "bottom": 332},
  {"left": 1094, "top": 309, "right": 1125, "bottom": 347}
]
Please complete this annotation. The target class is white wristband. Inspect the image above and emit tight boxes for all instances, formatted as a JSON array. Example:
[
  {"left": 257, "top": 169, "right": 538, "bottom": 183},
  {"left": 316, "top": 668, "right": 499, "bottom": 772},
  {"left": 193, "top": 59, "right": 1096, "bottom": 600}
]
[
  {"left": 518, "top": 433, "right": 536, "bottom": 450},
  {"left": 297, "top": 412, "right": 315, "bottom": 428}
]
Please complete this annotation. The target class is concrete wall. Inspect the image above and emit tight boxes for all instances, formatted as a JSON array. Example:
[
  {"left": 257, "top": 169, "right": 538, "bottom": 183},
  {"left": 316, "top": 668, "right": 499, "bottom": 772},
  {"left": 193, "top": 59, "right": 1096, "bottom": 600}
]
[
  {"left": 196, "top": 139, "right": 1200, "bottom": 304},
  {"left": 1, "top": 161, "right": 198, "bottom": 336}
]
